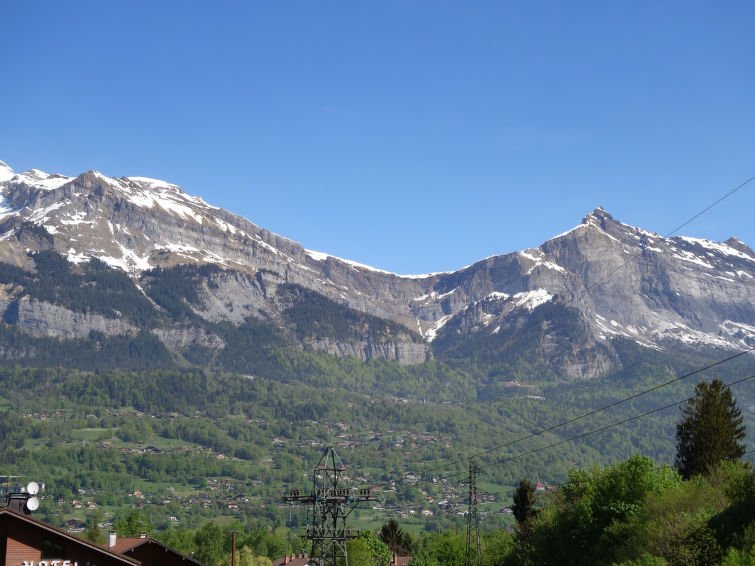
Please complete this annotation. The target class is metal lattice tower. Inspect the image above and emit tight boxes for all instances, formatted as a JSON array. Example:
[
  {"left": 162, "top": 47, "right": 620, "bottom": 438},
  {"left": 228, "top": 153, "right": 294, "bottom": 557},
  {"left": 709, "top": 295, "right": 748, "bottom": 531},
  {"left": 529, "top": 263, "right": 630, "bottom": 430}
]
[
  {"left": 284, "top": 446, "right": 375, "bottom": 566},
  {"left": 465, "top": 461, "right": 481, "bottom": 566}
]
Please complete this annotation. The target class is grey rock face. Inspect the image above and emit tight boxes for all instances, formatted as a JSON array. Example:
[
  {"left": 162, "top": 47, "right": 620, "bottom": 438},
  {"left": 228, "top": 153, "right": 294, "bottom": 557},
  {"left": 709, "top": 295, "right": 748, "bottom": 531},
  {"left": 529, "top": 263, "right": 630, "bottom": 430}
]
[
  {"left": 151, "top": 327, "right": 226, "bottom": 350},
  {"left": 304, "top": 339, "right": 430, "bottom": 366},
  {"left": 192, "top": 270, "right": 272, "bottom": 324},
  {"left": 0, "top": 299, "right": 135, "bottom": 339}
]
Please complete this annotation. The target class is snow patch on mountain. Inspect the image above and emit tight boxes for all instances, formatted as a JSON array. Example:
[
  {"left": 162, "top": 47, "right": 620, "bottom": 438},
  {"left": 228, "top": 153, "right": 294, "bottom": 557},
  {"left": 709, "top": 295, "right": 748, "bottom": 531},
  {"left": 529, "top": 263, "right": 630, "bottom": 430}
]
[
  {"left": 486, "top": 291, "right": 510, "bottom": 301},
  {"left": 98, "top": 242, "right": 151, "bottom": 272},
  {"left": 512, "top": 289, "right": 553, "bottom": 311},
  {"left": 28, "top": 201, "right": 66, "bottom": 223},
  {"left": 214, "top": 218, "right": 239, "bottom": 235},
  {"left": 412, "top": 288, "right": 459, "bottom": 304},
  {"left": 131, "top": 191, "right": 204, "bottom": 222},
  {"left": 0, "top": 199, "right": 16, "bottom": 220},
  {"left": 677, "top": 236, "right": 755, "bottom": 261},
  {"left": 154, "top": 243, "right": 231, "bottom": 266},
  {"left": 673, "top": 249, "right": 715, "bottom": 269},
  {"left": 0, "top": 161, "right": 15, "bottom": 183},
  {"left": 127, "top": 176, "right": 179, "bottom": 190},
  {"left": 59, "top": 211, "right": 93, "bottom": 226},
  {"left": 424, "top": 313, "right": 453, "bottom": 342},
  {"left": 306, "top": 248, "right": 448, "bottom": 279},
  {"left": 518, "top": 250, "right": 566, "bottom": 274},
  {"left": 0, "top": 162, "right": 73, "bottom": 190},
  {"left": 305, "top": 249, "right": 329, "bottom": 262}
]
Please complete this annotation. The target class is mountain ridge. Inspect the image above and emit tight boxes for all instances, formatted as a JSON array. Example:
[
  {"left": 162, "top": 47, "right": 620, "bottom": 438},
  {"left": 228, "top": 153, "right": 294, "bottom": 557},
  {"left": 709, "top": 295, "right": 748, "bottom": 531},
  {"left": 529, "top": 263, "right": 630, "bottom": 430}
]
[{"left": 0, "top": 160, "right": 753, "bottom": 376}]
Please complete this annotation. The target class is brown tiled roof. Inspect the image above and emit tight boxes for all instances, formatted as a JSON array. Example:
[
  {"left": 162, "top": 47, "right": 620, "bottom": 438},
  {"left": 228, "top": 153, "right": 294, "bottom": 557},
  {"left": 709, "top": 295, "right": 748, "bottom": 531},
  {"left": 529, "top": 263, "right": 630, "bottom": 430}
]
[
  {"left": 105, "top": 536, "right": 204, "bottom": 566},
  {"left": 107, "top": 538, "right": 150, "bottom": 553}
]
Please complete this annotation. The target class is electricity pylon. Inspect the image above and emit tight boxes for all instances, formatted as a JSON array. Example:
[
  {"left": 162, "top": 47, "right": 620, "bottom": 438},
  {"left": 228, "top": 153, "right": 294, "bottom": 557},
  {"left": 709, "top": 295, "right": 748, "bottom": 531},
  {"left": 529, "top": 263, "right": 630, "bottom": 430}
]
[
  {"left": 465, "top": 461, "right": 481, "bottom": 566},
  {"left": 284, "top": 446, "right": 375, "bottom": 566}
]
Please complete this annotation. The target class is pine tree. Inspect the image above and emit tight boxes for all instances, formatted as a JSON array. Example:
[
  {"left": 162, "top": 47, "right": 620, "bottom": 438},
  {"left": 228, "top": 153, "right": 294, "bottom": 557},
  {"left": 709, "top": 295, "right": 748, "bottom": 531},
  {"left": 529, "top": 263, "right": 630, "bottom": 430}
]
[
  {"left": 512, "top": 478, "right": 537, "bottom": 525},
  {"left": 379, "top": 518, "right": 413, "bottom": 555},
  {"left": 675, "top": 379, "right": 746, "bottom": 480}
]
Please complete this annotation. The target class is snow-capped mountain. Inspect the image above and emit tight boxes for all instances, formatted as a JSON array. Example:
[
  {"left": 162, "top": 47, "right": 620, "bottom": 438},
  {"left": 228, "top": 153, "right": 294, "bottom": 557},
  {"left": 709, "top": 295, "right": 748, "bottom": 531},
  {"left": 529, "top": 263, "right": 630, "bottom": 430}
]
[{"left": 0, "top": 160, "right": 753, "bottom": 377}]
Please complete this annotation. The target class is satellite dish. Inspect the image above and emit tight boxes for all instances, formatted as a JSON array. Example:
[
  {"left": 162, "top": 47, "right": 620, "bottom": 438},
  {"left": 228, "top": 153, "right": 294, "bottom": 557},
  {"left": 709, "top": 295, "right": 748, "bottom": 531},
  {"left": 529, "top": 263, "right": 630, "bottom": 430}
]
[
  {"left": 25, "top": 496, "right": 40, "bottom": 512},
  {"left": 26, "top": 481, "right": 39, "bottom": 495}
]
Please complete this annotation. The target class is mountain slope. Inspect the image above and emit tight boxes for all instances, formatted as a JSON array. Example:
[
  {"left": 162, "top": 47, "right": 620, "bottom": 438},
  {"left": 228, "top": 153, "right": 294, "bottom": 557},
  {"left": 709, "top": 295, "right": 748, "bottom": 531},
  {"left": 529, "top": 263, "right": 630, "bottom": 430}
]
[{"left": 0, "top": 160, "right": 753, "bottom": 377}]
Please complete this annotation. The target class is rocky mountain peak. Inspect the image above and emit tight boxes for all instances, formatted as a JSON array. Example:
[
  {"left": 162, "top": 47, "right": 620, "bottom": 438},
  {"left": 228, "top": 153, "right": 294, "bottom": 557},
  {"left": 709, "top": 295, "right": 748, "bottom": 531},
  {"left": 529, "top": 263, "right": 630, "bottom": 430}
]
[
  {"left": 69, "top": 170, "right": 113, "bottom": 195},
  {"left": 724, "top": 237, "right": 755, "bottom": 259},
  {"left": 582, "top": 206, "right": 614, "bottom": 229}
]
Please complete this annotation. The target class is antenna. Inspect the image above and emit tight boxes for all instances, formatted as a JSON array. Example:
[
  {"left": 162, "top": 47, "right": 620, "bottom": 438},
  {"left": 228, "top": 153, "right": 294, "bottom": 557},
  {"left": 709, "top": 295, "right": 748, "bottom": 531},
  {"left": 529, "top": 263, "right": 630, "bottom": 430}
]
[{"left": 2, "top": 476, "right": 41, "bottom": 514}]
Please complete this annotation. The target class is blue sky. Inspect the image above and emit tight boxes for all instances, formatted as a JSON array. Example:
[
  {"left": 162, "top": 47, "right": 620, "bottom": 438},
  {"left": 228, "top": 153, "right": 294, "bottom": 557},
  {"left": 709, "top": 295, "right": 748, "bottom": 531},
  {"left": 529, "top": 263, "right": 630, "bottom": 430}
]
[{"left": 2, "top": 1, "right": 754, "bottom": 274}]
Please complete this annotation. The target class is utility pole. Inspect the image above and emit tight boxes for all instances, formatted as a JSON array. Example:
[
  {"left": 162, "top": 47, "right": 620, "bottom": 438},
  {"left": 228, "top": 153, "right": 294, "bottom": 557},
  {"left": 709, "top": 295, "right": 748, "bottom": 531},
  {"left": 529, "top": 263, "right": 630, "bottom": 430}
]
[
  {"left": 284, "top": 446, "right": 375, "bottom": 566},
  {"left": 465, "top": 461, "right": 481, "bottom": 566}
]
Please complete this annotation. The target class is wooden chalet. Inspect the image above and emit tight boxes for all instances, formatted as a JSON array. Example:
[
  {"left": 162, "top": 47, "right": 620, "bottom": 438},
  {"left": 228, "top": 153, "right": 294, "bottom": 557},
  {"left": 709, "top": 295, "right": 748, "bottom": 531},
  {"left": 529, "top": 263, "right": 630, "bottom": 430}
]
[
  {"left": 0, "top": 507, "right": 139, "bottom": 566},
  {"left": 0, "top": 507, "right": 202, "bottom": 566}
]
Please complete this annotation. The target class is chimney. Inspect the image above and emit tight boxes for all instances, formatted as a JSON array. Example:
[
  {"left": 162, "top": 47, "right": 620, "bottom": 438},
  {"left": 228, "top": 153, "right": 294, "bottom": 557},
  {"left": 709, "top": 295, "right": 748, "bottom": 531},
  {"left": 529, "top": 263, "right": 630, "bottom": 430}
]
[
  {"left": 108, "top": 532, "right": 117, "bottom": 549},
  {"left": 139, "top": 532, "right": 147, "bottom": 539}
]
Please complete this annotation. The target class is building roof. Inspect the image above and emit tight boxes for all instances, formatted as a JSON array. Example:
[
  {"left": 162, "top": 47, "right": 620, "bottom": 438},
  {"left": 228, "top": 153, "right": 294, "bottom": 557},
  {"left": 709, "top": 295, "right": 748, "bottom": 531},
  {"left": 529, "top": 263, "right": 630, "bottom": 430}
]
[
  {"left": 108, "top": 538, "right": 151, "bottom": 553},
  {"left": 106, "top": 536, "right": 204, "bottom": 566},
  {"left": 0, "top": 507, "right": 141, "bottom": 566},
  {"left": 270, "top": 555, "right": 317, "bottom": 566}
]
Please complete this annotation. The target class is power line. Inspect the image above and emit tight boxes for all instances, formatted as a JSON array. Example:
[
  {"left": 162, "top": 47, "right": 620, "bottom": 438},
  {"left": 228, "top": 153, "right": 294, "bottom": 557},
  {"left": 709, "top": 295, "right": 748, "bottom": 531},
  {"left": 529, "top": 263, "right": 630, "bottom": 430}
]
[
  {"left": 403, "top": 175, "right": 755, "bottom": 488},
  {"left": 586, "top": 174, "right": 755, "bottom": 291},
  {"left": 478, "top": 373, "right": 755, "bottom": 474},
  {"left": 429, "top": 346, "right": 755, "bottom": 476},
  {"left": 431, "top": 175, "right": 755, "bottom": 474},
  {"left": 664, "top": 175, "right": 755, "bottom": 239},
  {"left": 440, "top": 372, "right": 755, "bottom": 487}
]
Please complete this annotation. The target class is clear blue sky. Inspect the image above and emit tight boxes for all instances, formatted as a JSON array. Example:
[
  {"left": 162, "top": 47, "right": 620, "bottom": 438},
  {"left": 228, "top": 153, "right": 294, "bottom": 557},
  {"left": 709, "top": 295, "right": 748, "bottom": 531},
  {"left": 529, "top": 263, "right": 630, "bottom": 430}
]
[{"left": 2, "top": 1, "right": 754, "bottom": 274}]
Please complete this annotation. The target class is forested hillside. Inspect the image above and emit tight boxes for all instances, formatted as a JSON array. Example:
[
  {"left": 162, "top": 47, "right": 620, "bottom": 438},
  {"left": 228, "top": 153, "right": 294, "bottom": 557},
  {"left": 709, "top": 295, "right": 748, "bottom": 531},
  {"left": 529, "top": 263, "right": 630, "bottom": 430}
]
[{"left": 1, "top": 340, "right": 752, "bottom": 531}]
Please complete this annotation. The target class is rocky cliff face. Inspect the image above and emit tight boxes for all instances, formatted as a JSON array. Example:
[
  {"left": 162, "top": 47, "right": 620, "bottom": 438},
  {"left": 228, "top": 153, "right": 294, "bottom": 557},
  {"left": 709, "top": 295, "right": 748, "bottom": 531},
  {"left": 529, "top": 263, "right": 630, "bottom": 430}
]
[
  {"left": 0, "top": 298, "right": 135, "bottom": 339},
  {"left": 0, "top": 160, "right": 752, "bottom": 375},
  {"left": 426, "top": 208, "right": 754, "bottom": 349}
]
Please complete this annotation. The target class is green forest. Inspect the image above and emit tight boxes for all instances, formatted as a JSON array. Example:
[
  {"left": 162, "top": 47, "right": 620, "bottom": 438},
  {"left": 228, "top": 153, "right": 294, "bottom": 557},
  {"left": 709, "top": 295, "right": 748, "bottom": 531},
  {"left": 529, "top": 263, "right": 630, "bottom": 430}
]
[{"left": 0, "top": 357, "right": 751, "bottom": 564}]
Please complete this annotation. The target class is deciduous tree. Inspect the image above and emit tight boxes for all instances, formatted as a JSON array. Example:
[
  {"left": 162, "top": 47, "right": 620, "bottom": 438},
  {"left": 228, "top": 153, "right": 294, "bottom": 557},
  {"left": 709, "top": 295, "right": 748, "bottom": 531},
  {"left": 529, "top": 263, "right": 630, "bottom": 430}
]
[{"left": 347, "top": 530, "right": 391, "bottom": 566}]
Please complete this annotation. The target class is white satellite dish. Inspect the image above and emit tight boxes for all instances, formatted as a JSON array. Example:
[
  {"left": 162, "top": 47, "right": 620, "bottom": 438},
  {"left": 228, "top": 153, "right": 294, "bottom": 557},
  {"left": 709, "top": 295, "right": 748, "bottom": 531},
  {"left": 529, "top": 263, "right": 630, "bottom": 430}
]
[
  {"left": 26, "top": 496, "right": 40, "bottom": 512},
  {"left": 26, "top": 481, "right": 39, "bottom": 495}
]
